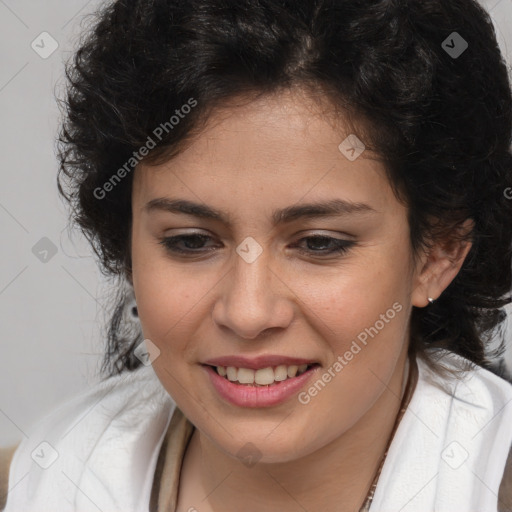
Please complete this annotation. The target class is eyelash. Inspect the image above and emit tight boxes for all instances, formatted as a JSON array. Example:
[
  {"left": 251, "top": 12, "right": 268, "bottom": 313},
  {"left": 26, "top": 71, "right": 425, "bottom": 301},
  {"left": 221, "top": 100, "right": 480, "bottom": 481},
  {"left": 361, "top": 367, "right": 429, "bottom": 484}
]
[{"left": 158, "top": 234, "right": 355, "bottom": 257}]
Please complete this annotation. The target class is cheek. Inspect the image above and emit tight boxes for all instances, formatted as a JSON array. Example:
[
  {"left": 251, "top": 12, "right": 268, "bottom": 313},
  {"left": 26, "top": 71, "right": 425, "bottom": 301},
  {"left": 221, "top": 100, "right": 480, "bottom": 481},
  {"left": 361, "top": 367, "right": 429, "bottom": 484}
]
[
  {"left": 131, "top": 233, "right": 194, "bottom": 347},
  {"left": 290, "top": 254, "right": 411, "bottom": 357},
  {"left": 291, "top": 266, "right": 410, "bottom": 448},
  {"left": 133, "top": 263, "right": 204, "bottom": 346},
  {"left": 131, "top": 245, "right": 228, "bottom": 372}
]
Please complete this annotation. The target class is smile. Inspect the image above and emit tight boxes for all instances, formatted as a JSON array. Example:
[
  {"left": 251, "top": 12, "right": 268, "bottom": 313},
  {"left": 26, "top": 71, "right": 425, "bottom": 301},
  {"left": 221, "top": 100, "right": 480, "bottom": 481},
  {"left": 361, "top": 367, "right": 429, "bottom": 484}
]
[
  {"left": 212, "top": 363, "right": 313, "bottom": 385},
  {"left": 202, "top": 363, "right": 321, "bottom": 407}
]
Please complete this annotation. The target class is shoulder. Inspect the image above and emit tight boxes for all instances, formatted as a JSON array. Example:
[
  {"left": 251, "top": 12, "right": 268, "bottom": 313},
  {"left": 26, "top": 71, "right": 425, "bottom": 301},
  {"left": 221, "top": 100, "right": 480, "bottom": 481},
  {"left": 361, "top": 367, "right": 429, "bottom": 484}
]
[
  {"left": 0, "top": 444, "right": 19, "bottom": 511},
  {"left": 422, "top": 350, "right": 512, "bottom": 511},
  {"left": 420, "top": 349, "right": 512, "bottom": 402},
  {"left": 1, "top": 365, "right": 175, "bottom": 510}
]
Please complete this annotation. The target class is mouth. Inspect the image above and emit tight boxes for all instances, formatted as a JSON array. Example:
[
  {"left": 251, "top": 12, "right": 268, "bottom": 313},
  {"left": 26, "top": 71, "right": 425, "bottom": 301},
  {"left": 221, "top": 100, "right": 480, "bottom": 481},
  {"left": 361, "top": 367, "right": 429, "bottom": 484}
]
[
  {"left": 202, "top": 363, "right": 321, "bottom": 387},
  {"left": 202, "top": 362, "right": 321, "bottom": 408}
]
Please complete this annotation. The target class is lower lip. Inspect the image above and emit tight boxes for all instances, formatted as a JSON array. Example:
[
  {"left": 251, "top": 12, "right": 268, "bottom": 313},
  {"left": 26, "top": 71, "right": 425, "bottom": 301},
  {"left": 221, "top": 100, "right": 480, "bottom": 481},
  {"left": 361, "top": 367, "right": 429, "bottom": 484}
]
[{"left": 202, "top": 364, "right": 319, "bottom": 408}]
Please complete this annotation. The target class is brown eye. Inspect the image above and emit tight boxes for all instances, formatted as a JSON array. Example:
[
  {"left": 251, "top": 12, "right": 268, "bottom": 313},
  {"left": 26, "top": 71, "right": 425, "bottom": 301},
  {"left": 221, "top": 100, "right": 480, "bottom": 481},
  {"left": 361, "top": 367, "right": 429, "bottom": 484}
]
[
  {"left": 293, "top": 236, "right": 355, "bottom": 256},
  {"left": 159, "top": 234, "right": 217, "bottom": 254}
]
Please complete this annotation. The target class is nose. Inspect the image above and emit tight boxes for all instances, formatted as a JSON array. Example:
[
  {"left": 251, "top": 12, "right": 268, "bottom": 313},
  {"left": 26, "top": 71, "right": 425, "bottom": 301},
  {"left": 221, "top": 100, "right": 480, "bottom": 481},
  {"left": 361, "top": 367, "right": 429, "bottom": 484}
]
[{"left": 212, "top": 248, "right": 294, "bottom": 340}]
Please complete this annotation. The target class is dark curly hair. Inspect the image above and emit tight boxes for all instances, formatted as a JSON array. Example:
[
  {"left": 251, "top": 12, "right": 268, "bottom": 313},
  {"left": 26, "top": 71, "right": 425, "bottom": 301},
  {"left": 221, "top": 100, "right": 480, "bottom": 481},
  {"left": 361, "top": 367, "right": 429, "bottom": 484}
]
[{"left": 56, "top": 0, "right": 512, "bottom": 380}]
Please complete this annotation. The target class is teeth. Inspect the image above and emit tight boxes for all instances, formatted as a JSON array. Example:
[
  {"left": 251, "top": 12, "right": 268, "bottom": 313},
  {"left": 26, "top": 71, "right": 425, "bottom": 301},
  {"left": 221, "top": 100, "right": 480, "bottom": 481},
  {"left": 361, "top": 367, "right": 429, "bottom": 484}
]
[
  {"left": 255, "top": 367, "right": 274, "bottom": 385},
  {"left": 287, "top": 365, "right": 298, "bottom": 378},
  {"left": 237, "top": 367, "right": 255, "bottom": 384},
  {"left": 215, "top": 363, "right": 313, "bottom": 385},
  {"left": 274, "top": 365, "right": 288, "bottom": 381}
]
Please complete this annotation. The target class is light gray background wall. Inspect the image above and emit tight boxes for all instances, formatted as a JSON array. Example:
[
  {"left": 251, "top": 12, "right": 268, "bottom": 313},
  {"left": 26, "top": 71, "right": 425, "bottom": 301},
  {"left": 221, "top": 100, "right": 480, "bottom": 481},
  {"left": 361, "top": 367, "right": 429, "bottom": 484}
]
[{"left": 1, "top": 0, "right": 511, "bottom": 448}]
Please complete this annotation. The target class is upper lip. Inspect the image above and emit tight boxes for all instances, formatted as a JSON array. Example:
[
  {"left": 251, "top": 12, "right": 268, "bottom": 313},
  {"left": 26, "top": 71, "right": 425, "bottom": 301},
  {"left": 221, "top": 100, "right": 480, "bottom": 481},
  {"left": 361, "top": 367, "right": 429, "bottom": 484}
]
[{"left": 202, "top": 355, "right": 318, "bottom": 370}]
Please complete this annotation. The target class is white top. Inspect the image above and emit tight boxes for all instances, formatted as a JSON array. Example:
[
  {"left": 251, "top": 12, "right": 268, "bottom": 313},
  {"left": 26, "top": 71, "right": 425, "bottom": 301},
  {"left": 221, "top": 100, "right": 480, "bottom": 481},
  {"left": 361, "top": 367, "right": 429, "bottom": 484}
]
[
  {"left": 3, "top": 349, "right": 512, "bottom": 512},
  {"left": 370, "top": 350, "right": 512, "bottom": 511}
]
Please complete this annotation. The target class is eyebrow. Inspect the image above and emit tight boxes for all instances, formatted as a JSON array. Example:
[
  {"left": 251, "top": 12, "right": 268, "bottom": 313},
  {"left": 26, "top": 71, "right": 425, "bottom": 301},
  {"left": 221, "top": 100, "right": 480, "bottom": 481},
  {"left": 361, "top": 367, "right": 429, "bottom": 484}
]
[{"left": 144, "top": 197, "right": 376, "bottom": 226}]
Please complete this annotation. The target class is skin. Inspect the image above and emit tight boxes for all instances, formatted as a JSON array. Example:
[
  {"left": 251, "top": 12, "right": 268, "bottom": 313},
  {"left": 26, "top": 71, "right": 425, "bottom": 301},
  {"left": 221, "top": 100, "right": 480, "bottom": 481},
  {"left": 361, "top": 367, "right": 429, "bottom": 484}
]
[{"left": 130, "top": 87, "right": 472, "bottom": 512}]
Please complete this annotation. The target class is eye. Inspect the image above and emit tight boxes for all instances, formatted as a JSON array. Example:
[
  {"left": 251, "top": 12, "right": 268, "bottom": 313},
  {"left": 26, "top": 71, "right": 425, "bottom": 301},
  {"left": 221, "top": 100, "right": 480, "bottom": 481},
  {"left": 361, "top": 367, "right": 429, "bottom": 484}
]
[
  {"left": 292, "top": 235, "right": 355, "bottom": 256},
  {"left": 159, "top": 233, "right": 355, "bottom": 257},
  {"left": 159, "top": 234, "right": 217, "bottom": 254}
]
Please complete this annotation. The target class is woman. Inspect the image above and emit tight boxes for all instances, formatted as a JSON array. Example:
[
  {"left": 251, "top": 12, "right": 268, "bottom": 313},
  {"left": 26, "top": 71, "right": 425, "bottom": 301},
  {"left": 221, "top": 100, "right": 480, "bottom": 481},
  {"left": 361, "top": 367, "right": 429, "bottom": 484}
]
[{"left": 2, "top": 0, "right": 512, "bottom": 510}]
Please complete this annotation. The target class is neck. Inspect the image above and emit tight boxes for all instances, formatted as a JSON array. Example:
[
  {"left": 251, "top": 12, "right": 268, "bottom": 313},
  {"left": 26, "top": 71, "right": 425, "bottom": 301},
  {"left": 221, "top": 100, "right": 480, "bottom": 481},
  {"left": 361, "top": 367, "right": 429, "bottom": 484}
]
[{"left": 182, "top": 351, "right": 411, "bottom": 512}]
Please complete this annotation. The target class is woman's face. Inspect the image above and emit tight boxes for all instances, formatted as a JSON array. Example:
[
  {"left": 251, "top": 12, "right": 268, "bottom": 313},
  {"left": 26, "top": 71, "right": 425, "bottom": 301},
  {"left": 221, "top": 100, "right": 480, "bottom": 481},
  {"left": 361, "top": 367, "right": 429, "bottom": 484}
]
[{"left": 131, "top": 88, "right": 424, "bottom": 463}]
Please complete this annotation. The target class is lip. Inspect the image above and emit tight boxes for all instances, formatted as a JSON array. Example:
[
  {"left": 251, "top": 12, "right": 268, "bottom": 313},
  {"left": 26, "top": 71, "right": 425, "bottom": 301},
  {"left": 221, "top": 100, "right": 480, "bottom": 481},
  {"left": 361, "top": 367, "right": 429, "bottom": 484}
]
[
  {"left": 202, "top": 363, "right": 320, "bottom": 408},
  {"left": 202, "top": 355, "right": 318, "bottom": 370}
]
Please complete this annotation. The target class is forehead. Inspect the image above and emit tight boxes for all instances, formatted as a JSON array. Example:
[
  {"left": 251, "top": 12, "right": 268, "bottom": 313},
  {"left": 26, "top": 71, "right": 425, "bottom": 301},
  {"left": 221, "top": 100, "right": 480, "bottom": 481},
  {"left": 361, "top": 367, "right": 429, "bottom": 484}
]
[{"left": 133, "top": 88, "right": 398, "bottom": 218}]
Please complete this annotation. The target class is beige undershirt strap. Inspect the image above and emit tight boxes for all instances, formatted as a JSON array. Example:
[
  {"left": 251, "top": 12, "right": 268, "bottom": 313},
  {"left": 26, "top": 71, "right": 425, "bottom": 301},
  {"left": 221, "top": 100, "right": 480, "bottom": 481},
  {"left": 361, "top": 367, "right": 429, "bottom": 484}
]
[{"left": 151, "top": 407, "right": 195, "bottom": 512}]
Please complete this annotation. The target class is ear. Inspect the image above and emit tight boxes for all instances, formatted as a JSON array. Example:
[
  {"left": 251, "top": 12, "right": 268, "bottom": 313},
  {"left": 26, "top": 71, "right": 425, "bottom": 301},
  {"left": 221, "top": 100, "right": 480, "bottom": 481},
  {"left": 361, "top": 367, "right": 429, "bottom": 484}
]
[{"left": 411, "top": 219, "right": 474, "bottom": 308}]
